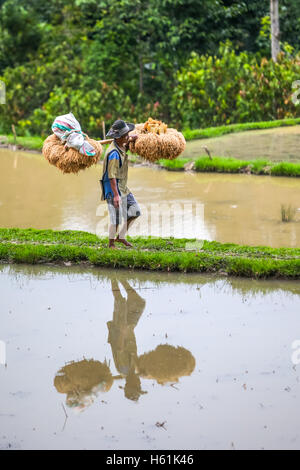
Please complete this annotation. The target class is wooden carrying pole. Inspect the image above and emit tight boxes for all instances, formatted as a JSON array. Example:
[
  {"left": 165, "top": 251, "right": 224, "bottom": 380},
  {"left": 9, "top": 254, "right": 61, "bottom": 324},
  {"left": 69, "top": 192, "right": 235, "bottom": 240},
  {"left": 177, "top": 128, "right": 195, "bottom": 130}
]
[
  {"left": 98, "top": 139, "right": 113, "bottom": 145},
  {"left": 11, "top": 124, "right": 17, "bottom": 144},
  {"left": 102, "top": 121, "right": 106, "bottom": 140}
]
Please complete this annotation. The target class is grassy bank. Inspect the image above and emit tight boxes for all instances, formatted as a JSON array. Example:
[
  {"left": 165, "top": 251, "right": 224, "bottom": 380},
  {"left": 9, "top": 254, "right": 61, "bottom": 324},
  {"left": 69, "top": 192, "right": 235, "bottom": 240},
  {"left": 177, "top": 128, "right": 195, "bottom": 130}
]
[
  {"left": 2, "top": 117, "right": 300, "bottom": 151},
  {"left": 0, "top": 228, "right": 299, "bottom": 279},
  {"left": 159, "top": 156, "right": 300, "bottom": 177},
  {"left": 2, "top": 126, "right": 300, "bottom": 177},
  {"left": 182, "top": 118, "right": 300, "bottom": 141},
  {"left": 3, "top": 134, "right": 44, "bottom": 151}
]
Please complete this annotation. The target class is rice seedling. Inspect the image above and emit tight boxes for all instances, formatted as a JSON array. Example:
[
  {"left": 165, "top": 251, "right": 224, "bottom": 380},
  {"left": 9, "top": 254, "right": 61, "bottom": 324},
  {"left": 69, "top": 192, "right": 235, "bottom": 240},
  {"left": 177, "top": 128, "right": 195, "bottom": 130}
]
[
  {"left": 281, "top": 204, "right": 297, "bottom": 222},
  {"left": 183, "top": 118, "right": 300, "bottom": 141},
  {"left": 0, "top": 228, "right": 299, "bottom": 279},
  {"left": 271, "top": 162, "right": 300, "bottom": 177},
  {"left": 194, "top": 156, "right": 250, "bottom": 173}
]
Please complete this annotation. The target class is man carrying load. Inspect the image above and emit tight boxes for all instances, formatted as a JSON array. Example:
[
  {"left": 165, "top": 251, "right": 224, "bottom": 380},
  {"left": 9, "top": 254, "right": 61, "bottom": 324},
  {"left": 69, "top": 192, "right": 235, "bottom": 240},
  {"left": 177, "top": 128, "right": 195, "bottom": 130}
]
[{"left": 100, "top": 120, "right": 141, "bottom": 249}]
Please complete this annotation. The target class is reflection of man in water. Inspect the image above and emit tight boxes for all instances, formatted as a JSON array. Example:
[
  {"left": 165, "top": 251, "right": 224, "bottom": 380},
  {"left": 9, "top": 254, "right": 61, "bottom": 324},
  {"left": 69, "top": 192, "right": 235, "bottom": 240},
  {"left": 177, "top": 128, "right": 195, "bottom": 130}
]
[
  {"left": 107, "top": 279, "right": 146, "bottom": 401},
  {"left": 107, "top": 280, "right": 196, "bottom": 399},
  {"left": 54, "top": 278, "right": 196, "bottom": 408}
]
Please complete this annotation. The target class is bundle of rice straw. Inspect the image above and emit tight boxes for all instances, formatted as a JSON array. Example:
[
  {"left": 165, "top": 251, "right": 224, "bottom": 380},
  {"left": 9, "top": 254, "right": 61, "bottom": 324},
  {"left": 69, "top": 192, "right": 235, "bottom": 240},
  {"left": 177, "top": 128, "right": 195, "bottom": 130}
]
[
  {"left": 42, "top": 113, "right": 103, "bottom": 173},
  {"left": 43, "top": 134, "right": 102, "bottom": 174},
  {"left": 129, "top": 117, "right": 186, "bottom": 162}
]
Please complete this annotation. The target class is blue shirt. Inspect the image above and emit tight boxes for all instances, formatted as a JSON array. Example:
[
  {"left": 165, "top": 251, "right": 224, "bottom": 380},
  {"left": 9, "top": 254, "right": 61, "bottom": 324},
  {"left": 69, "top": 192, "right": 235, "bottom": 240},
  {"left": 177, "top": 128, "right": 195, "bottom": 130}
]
[{"left": 102, "top": 150, "right": 122, "bottom": 199}]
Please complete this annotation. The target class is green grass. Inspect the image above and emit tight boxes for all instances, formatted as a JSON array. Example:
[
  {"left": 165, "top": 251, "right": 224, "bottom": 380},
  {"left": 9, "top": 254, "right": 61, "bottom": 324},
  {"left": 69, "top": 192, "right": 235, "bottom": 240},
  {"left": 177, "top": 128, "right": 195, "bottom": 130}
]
[
  {"left": 158, "top": 158, "right": 190, "bottom": 171},
  {"left": 2, "top": 117, "right": 300, "bottom": 152},
  {"left": 281, "top": 204, "right": 297, "bottom": 222},
  {"left": 182, "top": 118, "right": 300, "bottom": 141},
  {"left": 0, "top": 228, "right": 299, "bottom": 279},
  {"left": 194, "top": 156, "right": 249, "bottom": 173},
  {"left": 249, "top": 159, "right": 271, "bottom": 175},
  {"left": 158, "top": 155, "right": 300, "bottom": 177},
  {"left": 270, "top": 162, "right": 300, "bottom": 177},
  {"left": 6, "top": 134, "right": 44, "bottom": 151},
  {"left": 2, "top": 124, "right": 300, "bottom": 178}
]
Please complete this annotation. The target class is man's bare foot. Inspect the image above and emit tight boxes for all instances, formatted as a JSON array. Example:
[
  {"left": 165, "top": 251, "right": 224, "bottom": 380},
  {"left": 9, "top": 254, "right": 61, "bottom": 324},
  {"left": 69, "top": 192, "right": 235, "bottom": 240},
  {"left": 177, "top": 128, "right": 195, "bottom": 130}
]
[
  {"left": 115, "top": 237, "right": 133, "bottom": 248},
  {"left": 108, "top": 240, "right": 117, "bottom": 249}
]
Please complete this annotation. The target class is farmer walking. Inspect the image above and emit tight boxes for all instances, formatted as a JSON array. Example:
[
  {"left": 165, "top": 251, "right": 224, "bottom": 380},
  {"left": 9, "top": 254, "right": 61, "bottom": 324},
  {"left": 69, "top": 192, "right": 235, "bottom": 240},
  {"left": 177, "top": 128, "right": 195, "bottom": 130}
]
[{"left": 100, "top": 120, "right": 141, "bottom": 249}]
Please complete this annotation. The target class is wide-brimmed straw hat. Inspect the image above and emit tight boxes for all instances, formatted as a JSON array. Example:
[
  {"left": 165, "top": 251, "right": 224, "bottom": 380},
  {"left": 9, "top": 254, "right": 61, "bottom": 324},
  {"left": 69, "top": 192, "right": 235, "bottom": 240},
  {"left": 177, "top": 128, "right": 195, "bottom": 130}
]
[{"left": 106, "top": 120, "right": 135, "bottom": 139}]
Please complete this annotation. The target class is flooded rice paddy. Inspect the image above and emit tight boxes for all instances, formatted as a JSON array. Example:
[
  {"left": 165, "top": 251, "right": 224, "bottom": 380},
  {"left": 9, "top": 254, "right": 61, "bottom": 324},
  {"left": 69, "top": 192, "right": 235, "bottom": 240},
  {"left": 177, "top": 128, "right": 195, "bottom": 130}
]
[
  {"left": 183, "top": 126, "right": 300, "bottom": 162},
  {"left": 1, "top": 141, "right": 300, "bottom": 449},
  {"left": 0, "top": 264, "right": 300, "bottom": 450},
  {"left": 1, "top": 149, "right": 300, "bottom": 247}
]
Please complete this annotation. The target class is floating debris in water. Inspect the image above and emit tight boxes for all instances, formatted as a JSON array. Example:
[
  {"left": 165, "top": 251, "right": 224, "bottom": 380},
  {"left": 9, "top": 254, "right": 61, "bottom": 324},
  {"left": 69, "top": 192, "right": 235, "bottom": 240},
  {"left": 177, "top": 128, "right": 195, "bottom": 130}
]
[{"left": 155, "top": 421, "right": 167, "bottom": 430}]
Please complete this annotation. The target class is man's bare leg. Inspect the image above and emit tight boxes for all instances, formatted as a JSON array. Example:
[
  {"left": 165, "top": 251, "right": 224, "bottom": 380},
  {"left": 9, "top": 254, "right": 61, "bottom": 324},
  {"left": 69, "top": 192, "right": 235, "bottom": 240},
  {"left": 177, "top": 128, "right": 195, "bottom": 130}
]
[
  {"left": 115, "top": 216, "right": 138, "bottom": 247},
  {"left": 109, "top": 223, "right": 119, "bottom": 248}
]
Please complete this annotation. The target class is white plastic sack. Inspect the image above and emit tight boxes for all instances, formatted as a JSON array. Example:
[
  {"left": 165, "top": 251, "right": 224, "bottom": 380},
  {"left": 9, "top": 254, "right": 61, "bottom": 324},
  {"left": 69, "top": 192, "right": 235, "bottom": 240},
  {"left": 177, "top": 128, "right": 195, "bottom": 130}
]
[{"left": 52, "top": 112, "right": 96, "bottom": 156}]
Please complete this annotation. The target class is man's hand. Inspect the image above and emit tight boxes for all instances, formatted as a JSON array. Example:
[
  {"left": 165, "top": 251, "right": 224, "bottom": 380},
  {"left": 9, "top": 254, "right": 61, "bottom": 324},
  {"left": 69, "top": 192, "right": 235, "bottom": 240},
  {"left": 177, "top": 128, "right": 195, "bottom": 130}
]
[
  {"left": 113, "top": 194, "right": 120, "bottom": 208},
  {"left": 109, "top": 178, "right": 120, "bottom": 208},
  {"left": 125, "top": 134, "right": 138, "bottom": 152},
  {"left": 129, "top": 134, "right": 138, "bottom": 142}
]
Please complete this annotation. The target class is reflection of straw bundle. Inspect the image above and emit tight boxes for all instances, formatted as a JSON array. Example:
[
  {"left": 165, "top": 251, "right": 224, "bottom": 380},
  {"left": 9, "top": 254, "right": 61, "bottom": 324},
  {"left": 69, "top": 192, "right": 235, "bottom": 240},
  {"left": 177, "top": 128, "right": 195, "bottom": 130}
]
[
  {"left": 54, "top": 359, "right": 113, "bottom": 394},
  {"left": 137, "top": 344, "right": 195, "bottom": 385},
  {"left": 129, "top": 118, "right": 186, "bottom": 162},
  {"left": 42, "top": 134, "right": 102, "bottom": 174}
]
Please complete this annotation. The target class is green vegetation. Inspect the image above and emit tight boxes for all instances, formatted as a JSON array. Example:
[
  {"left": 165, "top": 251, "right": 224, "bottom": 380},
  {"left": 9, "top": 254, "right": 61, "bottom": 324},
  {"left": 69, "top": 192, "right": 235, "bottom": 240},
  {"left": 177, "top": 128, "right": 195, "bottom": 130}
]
[
  {"left": 183, "top": 119, "right": 300, "bottom": 141},
  {"left": 270, "top": 162, "right": 300, "bottom": 177},
  {"left": 194, "top": 156, "right": 249, "bottom": 173},
  {"left": 5, "top": 134, "right": 44, "bottom": 151},
  {"left": 0, "top": 228, "right": 299, "bottom": 279},
  {"left": 0, "top": 1, "right": 300, "bottom": 136},
  {"left": 159, "top": 156, "right": 300, "bottom": 177},
  {"left": 158, "top": 159, "right": 190, "bottom": 171},
  {"left": 3, "top": 117, "right": 300, "bottom": 152},
  {"left": 281, "top": 204, "right": 297, "bottom": 222},
  {"left": 249, "top": 159, "right": 271, "bottom": 175},
  {"left": 3, "top": 133, "right": 300, "bottom": 177},
  {"left": 173, "top": 43, "right": 300, "bottom": 130}
]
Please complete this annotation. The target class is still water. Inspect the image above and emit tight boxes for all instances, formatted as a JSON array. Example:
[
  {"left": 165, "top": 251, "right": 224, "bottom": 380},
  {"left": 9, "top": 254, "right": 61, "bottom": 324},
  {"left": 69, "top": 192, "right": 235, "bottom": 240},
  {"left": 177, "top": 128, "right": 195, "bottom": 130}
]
[
  {"left": 0, "top": 149, "right": 299, "bottom": 247},
  {"left": 0, "top": 264, "right": 299, "bottom": 450}
]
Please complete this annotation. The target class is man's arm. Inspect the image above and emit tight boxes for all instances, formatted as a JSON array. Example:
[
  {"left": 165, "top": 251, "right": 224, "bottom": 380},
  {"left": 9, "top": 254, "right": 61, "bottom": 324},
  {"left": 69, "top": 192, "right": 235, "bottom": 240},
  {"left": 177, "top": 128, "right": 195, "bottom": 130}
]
[{"left": 110, "top": 178, "right": 120, "bottom": 208}]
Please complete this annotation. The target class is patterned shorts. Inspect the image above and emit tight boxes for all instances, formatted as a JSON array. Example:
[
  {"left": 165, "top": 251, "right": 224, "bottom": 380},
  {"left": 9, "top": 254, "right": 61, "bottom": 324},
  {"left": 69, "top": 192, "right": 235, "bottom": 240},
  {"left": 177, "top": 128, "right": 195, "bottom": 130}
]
[{"left": 106, "top": 192, "right": 141, "bottom": 225}]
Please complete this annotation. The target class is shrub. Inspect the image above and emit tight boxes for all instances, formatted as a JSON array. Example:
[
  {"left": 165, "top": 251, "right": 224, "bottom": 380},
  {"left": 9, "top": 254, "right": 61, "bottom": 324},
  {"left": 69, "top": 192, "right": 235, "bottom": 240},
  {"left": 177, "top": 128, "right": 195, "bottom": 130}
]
[{"left": 172, "top": 42, "right": 300, "bottom": 129}]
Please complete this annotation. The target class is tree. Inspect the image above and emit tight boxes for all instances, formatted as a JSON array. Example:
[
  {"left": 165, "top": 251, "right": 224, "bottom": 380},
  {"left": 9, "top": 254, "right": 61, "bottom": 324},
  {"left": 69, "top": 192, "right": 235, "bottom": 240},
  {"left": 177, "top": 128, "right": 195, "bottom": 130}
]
[
  {"left": 0, "top": 0, "right": 43, "bottom": 72},
  {"left": 270, "top": 0, "right": 280, "bottom": 61}
]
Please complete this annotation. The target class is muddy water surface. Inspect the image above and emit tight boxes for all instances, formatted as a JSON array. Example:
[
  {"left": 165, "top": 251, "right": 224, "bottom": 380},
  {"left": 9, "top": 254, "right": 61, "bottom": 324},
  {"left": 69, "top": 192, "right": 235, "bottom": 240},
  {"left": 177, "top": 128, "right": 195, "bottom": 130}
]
[
  {"left": 1, "top": 149, "right": 300, "bottom": 247},
  {"left": 0, "top": 264, "right": 299, "bottom": 450},
  {"left": 184, "top": 126, "right": 300, "bottom": 162}
]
